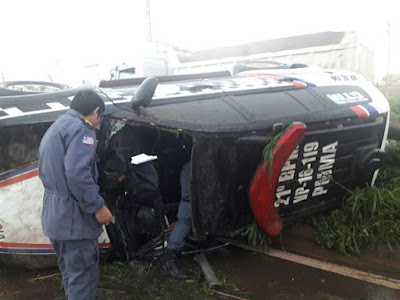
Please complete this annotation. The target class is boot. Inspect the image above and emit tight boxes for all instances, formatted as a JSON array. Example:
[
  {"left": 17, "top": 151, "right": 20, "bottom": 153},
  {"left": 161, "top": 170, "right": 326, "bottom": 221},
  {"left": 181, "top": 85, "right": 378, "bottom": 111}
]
[{"left": 161, "top": 249, "right": 189, "bottom": 280}]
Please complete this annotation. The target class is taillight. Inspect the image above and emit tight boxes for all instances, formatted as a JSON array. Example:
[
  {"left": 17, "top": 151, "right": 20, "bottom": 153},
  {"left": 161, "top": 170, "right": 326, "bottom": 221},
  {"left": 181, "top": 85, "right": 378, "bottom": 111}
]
[{"left": 249, "top": 122, "right": 307, "bottom": 236}]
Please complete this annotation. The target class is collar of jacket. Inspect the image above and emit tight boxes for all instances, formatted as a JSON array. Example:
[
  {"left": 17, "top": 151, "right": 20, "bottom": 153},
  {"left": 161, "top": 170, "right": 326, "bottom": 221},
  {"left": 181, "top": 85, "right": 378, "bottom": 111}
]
[{"left": 66, "top": 109, "right": 94, "bottom": 128}]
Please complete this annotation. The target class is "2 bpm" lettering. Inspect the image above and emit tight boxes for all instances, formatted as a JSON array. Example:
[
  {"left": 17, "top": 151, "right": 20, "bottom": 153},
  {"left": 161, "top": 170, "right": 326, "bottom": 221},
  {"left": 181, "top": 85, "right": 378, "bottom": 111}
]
[{"left": 275, "top": 141, "right": 338, "bottom": 207}]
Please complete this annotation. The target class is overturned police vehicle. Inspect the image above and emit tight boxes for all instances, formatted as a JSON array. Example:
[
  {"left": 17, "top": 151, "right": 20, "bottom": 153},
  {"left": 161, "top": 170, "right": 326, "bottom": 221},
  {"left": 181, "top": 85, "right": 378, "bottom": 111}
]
[{"left": 0, "top": 63, "right": 390, "bottom": 267}]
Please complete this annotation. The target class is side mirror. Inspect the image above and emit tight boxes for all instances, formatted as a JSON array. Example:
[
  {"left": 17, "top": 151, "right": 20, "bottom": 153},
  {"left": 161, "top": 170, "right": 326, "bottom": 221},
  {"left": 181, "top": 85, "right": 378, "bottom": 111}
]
[{"left": 131, "top": 77, "right": 158, "bottom": 108}]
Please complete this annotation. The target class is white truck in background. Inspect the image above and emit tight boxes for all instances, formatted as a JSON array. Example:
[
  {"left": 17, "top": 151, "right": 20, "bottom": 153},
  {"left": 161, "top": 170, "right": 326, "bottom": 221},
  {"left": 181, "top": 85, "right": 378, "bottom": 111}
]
[
  {"left": 107, "top": 31, "right": 375, "bottom": 83},
  {"left": 110, "top": 57, "right": 168, "bottom": 80}
]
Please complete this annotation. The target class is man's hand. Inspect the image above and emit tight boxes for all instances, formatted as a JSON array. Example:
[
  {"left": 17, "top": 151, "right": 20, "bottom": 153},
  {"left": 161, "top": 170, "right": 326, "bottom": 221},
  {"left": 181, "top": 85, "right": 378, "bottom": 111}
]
[{"left": 95, "top": 205, "right": 113, "bottom": 226}]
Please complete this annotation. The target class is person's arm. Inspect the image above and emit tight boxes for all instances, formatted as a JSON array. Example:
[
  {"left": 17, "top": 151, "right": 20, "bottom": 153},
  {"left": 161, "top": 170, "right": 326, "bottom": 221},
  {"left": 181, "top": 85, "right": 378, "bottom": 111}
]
[{"left": 64, "top": 127, "right": 105, "bottom": 215}]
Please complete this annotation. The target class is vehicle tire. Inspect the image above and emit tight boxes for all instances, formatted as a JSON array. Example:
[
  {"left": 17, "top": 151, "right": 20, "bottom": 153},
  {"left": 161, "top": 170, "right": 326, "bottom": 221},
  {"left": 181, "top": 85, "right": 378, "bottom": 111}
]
[{"left": 0, "top": 81, "right": 70, "bottom": 96}]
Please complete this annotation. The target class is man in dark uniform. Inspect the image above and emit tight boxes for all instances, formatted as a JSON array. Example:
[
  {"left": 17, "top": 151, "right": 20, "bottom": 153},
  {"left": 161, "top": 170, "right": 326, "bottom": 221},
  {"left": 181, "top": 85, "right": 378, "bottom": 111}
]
[
  {"left": 38, "top": 89, "right": 112, "bottom": 300},
  {"left": 161, "top": 161, "right": 191, "bottom": 280}
]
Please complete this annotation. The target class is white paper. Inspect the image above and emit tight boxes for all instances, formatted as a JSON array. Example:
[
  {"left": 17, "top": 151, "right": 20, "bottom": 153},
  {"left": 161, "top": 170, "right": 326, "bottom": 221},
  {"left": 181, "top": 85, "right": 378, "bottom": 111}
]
[{"left": 130, "top": 153, "right": 158, "bottom": 165}]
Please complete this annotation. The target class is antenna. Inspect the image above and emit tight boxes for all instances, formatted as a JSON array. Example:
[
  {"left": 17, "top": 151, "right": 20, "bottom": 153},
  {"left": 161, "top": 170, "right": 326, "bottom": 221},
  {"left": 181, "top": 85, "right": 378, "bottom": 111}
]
[{"left": 146, "top": 0, "right": 152, "bottom": 43}]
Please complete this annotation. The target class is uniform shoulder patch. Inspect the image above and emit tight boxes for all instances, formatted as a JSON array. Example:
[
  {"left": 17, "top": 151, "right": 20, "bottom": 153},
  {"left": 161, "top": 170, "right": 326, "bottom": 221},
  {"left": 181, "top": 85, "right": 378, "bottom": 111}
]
[{"left": 82, "top": 136, "right": 95, "bottom": 145}]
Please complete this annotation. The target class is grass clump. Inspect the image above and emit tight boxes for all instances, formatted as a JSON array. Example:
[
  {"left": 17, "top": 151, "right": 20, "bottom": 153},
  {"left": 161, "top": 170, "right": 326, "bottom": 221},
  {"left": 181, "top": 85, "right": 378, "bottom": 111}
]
[
  {"left": 313, "top": 141, "right": 400, "bottom": 256},
  {"left": 375, "top": 140, "right": 400, "bottom": 189},
  {"left": 100, "top": 261, "right": 135, "bottom": 288},
  {"left": 262, "top": 131, "right": 284, "bottom": 179},
  {"left": 313, "top": 186, "right": 400, "bottom": 256},
  {"left": 243, "top": 222, "right": 271, "bottom": 252},
  {"left": 389, "top": 98, "right": 400, "bottom": 122}
]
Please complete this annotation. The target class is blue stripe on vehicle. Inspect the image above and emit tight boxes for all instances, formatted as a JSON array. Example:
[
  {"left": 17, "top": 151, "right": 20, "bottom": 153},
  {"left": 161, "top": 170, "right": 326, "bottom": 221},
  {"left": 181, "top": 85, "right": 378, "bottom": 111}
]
[
  {"left": 0, "top": 162, "right": 38, "bottom": 182},
  {"left": 296, "top": 79, "right": 315, "bottom": 87},
  {"left": 305, "top": 82, "right": 316, "bottom": 87},
  {"left": 0, "top": 248, "right": 55, "bottom": 254},
  {"left": 361, "top": 104, "right": 379, "bottom": 116},
  {"left": 277, "top": 75, "right": 316, "bottom": 87},
  {"left": 0, "top": 247, "right": 110, "bottom": 254}
]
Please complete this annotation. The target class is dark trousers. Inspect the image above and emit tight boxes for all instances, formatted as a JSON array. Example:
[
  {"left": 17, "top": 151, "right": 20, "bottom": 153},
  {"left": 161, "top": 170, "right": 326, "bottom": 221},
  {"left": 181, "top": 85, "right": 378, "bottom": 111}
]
[
  {"left": 50, "top": 239, "right": 99, "bottom": 300},
  {"left": 167, "top": 161, "right": 192, "bottom": 251}
]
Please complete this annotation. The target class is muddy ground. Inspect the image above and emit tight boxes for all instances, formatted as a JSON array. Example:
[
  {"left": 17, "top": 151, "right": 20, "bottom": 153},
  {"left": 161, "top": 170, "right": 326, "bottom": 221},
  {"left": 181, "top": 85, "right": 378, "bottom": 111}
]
[{"left": 1, "top": 244, "right": 400, "bottom": 300}]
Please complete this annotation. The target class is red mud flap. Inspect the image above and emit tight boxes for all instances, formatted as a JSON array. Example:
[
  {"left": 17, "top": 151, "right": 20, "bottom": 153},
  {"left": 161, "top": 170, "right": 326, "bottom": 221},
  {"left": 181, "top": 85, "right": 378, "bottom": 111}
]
[{"left": 250, "top": 122, "right": 307, "bottom": 236}]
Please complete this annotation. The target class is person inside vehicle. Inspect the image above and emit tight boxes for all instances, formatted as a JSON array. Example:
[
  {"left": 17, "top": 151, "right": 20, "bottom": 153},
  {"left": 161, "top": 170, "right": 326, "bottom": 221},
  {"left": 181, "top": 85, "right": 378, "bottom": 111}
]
[{"left": 161, "top": 160, "right": 192, "bottom": 280}]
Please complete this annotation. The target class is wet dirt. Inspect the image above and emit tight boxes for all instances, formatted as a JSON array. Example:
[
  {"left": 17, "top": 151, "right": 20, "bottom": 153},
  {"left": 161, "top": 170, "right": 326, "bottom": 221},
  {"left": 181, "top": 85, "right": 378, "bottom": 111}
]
[
  {"left": 210, "top": 247, "right": 400, "bottom": 300},
  {"left": 272, "top": 225, "right": 400, "bottom": 281},
  {"left": 0, "top": 263, "right": 64, "bottom": 300},
  {"left": 1, "top": 244, "right": 400, "bottom": 300}
]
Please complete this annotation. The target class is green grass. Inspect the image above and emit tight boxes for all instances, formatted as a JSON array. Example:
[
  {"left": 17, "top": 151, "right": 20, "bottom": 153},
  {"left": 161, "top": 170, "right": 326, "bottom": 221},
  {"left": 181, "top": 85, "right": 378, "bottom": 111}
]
[
  {"left": 100, "top": 261, "right": 136, "bottom": 288},
  {"left": 389, "top": 98, "right": 400, "bottom": 122},
  {"left": 262, "top": 131, "right": 284, "bottom": 181},
  {"left": 312, "top": 141, "right": 400, "bottom": 256},
  {"left": 243, "top": 222, "right": 271, "bottom": 252},
  {"left": 375, "top": 140, "right": 400, "bottom": 189},
  {"left": 312, "top": 186, "right": 400, "bottom": 256}
]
